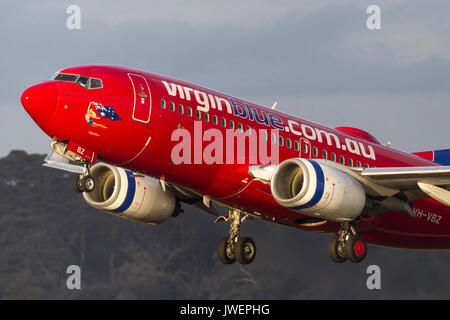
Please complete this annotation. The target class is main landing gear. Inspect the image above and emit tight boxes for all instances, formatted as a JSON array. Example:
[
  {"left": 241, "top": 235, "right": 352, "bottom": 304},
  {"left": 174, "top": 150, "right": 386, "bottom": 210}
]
[
  {"left": 328, "top": 222, "right": 367, "bottom": 263},
  {"left": 73, "top": 164, "right": 95, "bottom": 193},
  {"left": 216, "top": 209, "right": 256, "bottom": 265}
]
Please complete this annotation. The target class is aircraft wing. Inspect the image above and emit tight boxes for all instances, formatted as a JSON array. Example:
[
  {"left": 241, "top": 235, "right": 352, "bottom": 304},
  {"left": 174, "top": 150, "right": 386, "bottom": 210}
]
[
  {"left": 249, "top": 161, "right": 450, "bottom": 209},
  {"left": 353, "top": 165, "right": 450, "bottom": 206},
  {"left": 355, "top": 166, "right": 450, "bottom": 189}
]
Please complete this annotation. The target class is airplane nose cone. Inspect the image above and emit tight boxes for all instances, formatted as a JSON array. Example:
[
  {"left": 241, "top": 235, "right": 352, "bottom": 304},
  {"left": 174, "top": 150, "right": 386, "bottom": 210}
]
[{"left": 21, "top": 81, "right": 60, "bottom": 124}]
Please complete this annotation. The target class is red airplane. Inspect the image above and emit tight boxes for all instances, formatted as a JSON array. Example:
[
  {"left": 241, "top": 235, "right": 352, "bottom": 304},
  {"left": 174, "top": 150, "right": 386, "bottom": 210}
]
[{"left": 21, "top": 65, "right": 450, "bottom": 265}]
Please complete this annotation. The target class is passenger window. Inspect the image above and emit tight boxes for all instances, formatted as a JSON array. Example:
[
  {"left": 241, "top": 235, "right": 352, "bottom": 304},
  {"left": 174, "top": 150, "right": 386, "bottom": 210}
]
[
  {"left": 221, "top": 118, "right": 226, "bottom": 128},
  {"left": 169, "top": 102, "right": 175, "bottom": 112},
  {"left": 196, "top": 110, "right": 201, "bottom": 120},
  {"left": 229, "top": 120, "right": 234, "bottom": 130},
  {"left": 237, "top": 123, "right": 243, "bottom": 132},
  {"left": 160, "top": 99, "right": 166, "bottom": 109},
  {"left": 279, "top": 136, "right": 284, "bottom": 146},
  {"left": 262, "top": 130, "right": 268, "bottom": 141},
  {"left": 303, "top": 144, "right": 308, "bottom": 154},
  {"left": 356, "top": 161, "right": 362, "bottom": 167},
  {"left": 331, "top": 153, "right": 336, "bottom": 162},
  {"left": 313, "top": 147, "right": 318, "bottom": 157},
  {"left": 187, "top": 107, "right": 193, "bottom": 117},
  {"left": 213, "top": 115, "right": 218, "bottom": 125},
  {"left": 348, "top": 158, "right": 354, "bottom": 167},
  {"left": 271, "top": 133, "right": 277, "bottom": 144},
  {"left": 294, "top": 141, "right": 299, "bottom": 151},
  {"left": 178, "top": 104, "right": 184, "bottom": 114},
  {"left": 340, "top": 155, "right": 345, "bottom": 165},
  {"left": 204, "top": 112, "right": 209, "bottom": 122},
  {"left": 287, "top": 138, "right": 292, "bottom": 149},
  {"left": 322, "top": 150, "right": 328, "bottom": 160}
]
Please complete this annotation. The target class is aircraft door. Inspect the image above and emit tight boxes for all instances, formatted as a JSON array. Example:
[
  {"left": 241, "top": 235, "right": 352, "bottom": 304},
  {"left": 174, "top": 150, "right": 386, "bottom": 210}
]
[{"left": 128, "top": 73, "right": 151, "bottom": 123}]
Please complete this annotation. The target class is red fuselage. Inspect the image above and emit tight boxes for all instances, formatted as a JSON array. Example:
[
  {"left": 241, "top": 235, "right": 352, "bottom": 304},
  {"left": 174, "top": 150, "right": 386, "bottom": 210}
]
[{"left": 21, "top": 65, "right": 450, "bottom": 249}]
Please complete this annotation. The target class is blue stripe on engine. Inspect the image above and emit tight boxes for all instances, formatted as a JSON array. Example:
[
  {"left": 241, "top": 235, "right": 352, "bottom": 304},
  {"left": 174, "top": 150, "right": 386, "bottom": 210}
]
[
  {"left": 111, "top": 170, "right": 136, "bottom": 212},
  {"left": 289, "top": 160, "right": 325, "bottom": 210},
  {"left": 434, "top": 149, "right": 450, "bottom": 165}
]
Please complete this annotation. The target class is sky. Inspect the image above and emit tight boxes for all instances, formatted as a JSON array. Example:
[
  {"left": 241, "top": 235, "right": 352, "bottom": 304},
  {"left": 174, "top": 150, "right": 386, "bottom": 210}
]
[{"left": 1, "top": 0, "right": 449, "bottom": 157}]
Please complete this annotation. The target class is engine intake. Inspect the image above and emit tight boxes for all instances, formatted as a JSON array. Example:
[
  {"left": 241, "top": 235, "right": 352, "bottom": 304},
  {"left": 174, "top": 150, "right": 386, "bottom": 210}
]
[
  {"left": 270, "top": 158, "right": 366, "bottom": 221},
  {"left": 83, "top": 163, "right": 177, "bottom": 225}
]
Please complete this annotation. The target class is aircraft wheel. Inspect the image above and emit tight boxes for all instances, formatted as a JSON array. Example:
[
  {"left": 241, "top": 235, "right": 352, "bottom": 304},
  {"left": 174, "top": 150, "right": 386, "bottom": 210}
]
[
  {"left": 171, "top": 202, "right": 182, "bottom": 218},
  {"left": 345, "top": 234, "right": 367, "bottom": 263},
  {"left": 73, "top": 176, "right": 84, "bottom": 193},
  {"left": 328, "top": 236, "right": 347, "bottom": 263},
  {"left": 81, "top": 175, "right": 95, "bottom": 193},
  {"left": 217, "top": 237, "right": 235, "bottom": 264},
  {"left": 234, "top": 237, "right": 256, "bottom": 265}
]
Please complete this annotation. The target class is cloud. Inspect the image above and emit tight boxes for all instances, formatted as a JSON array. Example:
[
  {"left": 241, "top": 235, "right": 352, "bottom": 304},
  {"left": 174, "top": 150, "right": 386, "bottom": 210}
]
[{"left": 1, "top": 0, "right": 450, "bottom": 156}]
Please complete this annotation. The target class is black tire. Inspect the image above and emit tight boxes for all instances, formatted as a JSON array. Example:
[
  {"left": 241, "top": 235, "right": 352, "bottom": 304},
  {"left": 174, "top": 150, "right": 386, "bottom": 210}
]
[
  {"left": 171, "top": 202, "right": 182, "bottom": 218},
  {"left": 345, "top": 234, "right": 367, "bottom": 263},
  {"left": 234, "top": 237, "right": 256, "bottom": 265},
  {"left": 217, "top": 237, "right": 235, "bottom": 264},
  {"left": 73, "top": 176, "right": 84, "bottom": 193},
  {"left": 81, "top": 175, "right": 95, "bottom": 193},
  {"left": 328, "top": 236, "right": 347, "bottom": 263}
]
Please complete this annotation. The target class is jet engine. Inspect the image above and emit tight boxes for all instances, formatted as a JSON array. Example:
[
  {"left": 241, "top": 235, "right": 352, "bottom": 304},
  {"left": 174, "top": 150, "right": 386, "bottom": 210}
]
[
  {"left": 270, "top": 158, "right": 366, "bottom": 221},
  {"left": 83, "top": 163, "right": 178, "bottom": 225}
]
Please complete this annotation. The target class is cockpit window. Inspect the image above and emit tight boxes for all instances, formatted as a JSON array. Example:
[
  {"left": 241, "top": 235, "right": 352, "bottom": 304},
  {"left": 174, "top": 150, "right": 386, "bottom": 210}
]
[
  {"left": 90, "top": 78, "right": 103, "bottom": 89},
  {"left": 54, "top": 73, "right": 78, "bottom": 82},
  {"left": 77, "top": 76, "right": 89, "bottom": 88},
  {"left": 53, "top": 73, "right": 103, "bottom": 89},
  {"left": 76, "top": 76, "right": 89, "bottom": 88}
]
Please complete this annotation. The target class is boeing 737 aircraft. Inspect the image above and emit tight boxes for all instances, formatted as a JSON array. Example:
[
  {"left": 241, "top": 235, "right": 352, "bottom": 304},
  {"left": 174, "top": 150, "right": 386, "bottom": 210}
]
[{"left": 21, "top": 65, "right": 450, "bottom": 265}]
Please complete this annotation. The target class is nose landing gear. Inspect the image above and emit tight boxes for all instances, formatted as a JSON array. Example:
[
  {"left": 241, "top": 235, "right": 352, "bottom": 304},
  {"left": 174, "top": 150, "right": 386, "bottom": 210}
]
[
  {"left": 216, "top": 209, "right": 257, "bottom": 265},
  {"left": 328, "top": 222, "right": 367, "bottom": 263}
]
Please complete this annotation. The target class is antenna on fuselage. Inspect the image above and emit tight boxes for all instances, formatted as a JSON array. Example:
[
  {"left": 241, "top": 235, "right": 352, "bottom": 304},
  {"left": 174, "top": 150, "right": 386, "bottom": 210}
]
[{"left": 271, "top": 101, "right": 278, "bottom": 110}]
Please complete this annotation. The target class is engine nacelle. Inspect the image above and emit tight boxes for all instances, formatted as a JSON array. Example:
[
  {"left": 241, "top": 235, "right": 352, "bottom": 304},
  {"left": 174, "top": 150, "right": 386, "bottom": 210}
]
[
  {"left": 270, "top": 158, "right": 366, "bottom": 221},
  {"left": 83, "top": 163, "right": 177, "bottom": 225}
]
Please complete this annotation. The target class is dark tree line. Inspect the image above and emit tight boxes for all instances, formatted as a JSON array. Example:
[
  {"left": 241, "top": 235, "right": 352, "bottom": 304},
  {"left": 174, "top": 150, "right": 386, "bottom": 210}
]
[{"left": 0, "top": 150, "right": 450, "bottom": 299}]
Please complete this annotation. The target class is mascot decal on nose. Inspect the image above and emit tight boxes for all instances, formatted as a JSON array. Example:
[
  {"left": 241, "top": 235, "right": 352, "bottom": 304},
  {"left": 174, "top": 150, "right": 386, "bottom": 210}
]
[{"left": 85, "top": 102, "right": 121, "bottom": 129}]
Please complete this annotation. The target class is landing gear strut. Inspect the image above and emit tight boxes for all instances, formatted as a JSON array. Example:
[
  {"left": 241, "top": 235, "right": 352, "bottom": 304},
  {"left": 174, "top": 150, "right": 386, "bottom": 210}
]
[
  {"left": 73, "top": 163, "right": 95, "bottom": 193},
  {"left": 328, "top": 222, "right": 367, "bottom": 263},
  {"left": 216, "top": 209, "right": 256, "bottom": 265}
]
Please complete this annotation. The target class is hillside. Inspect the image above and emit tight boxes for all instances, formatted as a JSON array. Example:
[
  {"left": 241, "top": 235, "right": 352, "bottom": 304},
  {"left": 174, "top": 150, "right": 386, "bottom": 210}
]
[{"left": 0, "top": 150, "right": 449, "bottom": 299}]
